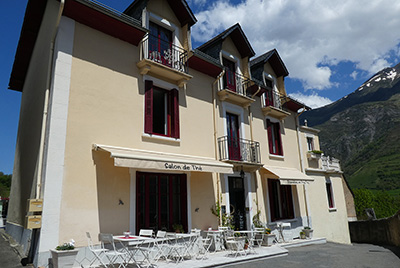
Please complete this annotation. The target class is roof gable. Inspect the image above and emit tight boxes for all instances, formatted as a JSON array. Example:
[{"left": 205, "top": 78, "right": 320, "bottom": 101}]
[
  {"left": 197, "top": 23, "right": 255, "bottom": 59},
  {"left": 250, "top": 49, "right": 289, "bottom": 78},
  {"left": 124, "top": 0, "right": 197, "bottom": 27}
]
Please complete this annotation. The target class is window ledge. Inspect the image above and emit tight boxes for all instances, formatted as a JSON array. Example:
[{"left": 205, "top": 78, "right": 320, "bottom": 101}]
[
  {"left": 269, "top": 154, "right": 284, "bottom": 160},
  {"left": 142, "top": 133, "right": 180, "bottom": 145},
  {"left": 329, "top": 208, "right": 337, "bottom": 212}
]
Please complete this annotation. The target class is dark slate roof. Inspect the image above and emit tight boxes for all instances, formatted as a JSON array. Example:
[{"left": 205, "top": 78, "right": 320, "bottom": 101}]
[
  {"left": 9, "top": 0, "right": 147, "bottom": 92},
  {"left": 196, "top": 23, "right": 255, "bottom": 58},
  {"left": 124, "top": 0, "right": 197, "bottom": 27},
  {"left": 250, "top": 49, "right": 289, "bottom": 77}
]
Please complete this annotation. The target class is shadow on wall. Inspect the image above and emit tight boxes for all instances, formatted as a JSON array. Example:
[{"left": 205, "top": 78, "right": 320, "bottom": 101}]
[{"left": 93, "top": 150, "right": 130, "bottom": 235}]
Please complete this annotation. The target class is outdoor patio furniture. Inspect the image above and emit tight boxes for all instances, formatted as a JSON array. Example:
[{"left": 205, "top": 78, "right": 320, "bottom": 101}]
[
  {"left": 277, "top": 222, "right": 291, "bottom": 242},
  {"left": 85, "top": 232, "right": 109, "bottom": 268},
  {"left": 252, "top": 228, "right": 265, "bottom": 247},
  {"left": 99, "top": 233, "right": 129, "bottom": 268},
  {"left": 139, "top": 229, "right": 154, "bottom": 238},
  {"left": 225, "top": 237, "right": 246, "bottom": 258},
  {"left": 113, "top": 234, "right": 154, "bottom": 267}
]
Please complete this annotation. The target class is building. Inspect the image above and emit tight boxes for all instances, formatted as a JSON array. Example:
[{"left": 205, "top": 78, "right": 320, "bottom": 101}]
[{"left": 7, "top": 0, "right": 351, "bottom": 266}]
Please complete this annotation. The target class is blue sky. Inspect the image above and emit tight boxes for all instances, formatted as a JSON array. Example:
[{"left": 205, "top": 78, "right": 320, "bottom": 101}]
[{"left": 1, "top": 0, "right": 400, "bottom": 174}]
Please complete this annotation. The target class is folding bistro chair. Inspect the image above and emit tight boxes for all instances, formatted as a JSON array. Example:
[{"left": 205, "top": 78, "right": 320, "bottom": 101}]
[
  {"left": 99, "top": 233, "right": 128, "bottom": 268},
  {"left": 86, "top": 232, "right": 108, "bottom": 267}
]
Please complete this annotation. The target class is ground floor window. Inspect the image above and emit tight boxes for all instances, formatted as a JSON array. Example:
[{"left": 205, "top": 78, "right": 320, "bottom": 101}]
[
  {"left": 268, "top": 179, "right": 294, "bottom": 222},
  {"left": 326, "top": 178, "right": 335, "bottom": 209},
  {"left": 136, "top": 172, "right": 187, "bottom": 233}
]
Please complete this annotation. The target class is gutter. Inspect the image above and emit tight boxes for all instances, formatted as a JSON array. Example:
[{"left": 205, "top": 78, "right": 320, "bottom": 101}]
[
  {"left": 295, "top": 107, "right": 311, "bottom": 227},
  {"left": 36, "top": 0, "right": 65, "bottom": 199},
  {"left": 25, "top": 0, "right": 65, "bottom": 266},
  {"left": 212, "top": 69, "right": 225, "bottom": 226}
]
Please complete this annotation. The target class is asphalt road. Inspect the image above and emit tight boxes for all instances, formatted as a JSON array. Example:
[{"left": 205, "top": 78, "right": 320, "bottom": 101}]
[
  {"left": 225, "top": 242, "right": 400, "bottom": 268},
  {"left": 2, "top": 228, "right": 400, "bottom": 268}
]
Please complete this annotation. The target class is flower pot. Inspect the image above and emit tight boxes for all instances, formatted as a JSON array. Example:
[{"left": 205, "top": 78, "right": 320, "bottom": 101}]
[
  {"left": 50, "top": 249, "right": 78, "bottom": 268},
  {"left": 303, "top": 229, "right": 313, "bottom": 239},
  {"left": 262, "top": 234, "right": 276, "bottom": 246},
  {"left": 300, "top": 233, "right": 306, "bottom": 239}
]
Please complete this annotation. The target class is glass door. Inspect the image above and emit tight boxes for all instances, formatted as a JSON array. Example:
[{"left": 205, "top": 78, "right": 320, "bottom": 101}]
[
  {"left": 229, "top": 176, "right": 247, "bottom": 230},
  {"left": 136, "top": 172, "right": 187, "bottom": 233},
  {"left": 227, "top": 113, "right": 241, "bottom": 161}
]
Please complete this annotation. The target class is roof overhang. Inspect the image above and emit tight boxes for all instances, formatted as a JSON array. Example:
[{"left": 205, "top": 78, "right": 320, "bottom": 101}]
[
  {"left": 261, "top": 166, "right": 314, "bottom": 185},
  {"left": 9, "top": 0, "right": 148, "bottom": 93},
  {"left": 250, "top": 49, "right": 289, "bottom": 78},
  {"left": 94, "top": 144, "right": 234, "bottom": 174},
  {"left": 188, "top": 50, "right": 223, "bottom": 78},
  {"left": 63, "top": 0, "right": 147, "bottom": 46},
  {"left": 8, "top": 0, "right": 47, "bottom": 92}
]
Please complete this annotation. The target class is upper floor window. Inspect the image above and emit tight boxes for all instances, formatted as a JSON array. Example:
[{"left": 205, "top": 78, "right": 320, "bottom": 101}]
[
  {"left": 223, "top": 57, "right": 236, "bottom": 91},
  {"left": 144, "top": 80, "right": 179, "bottom": 138},
  {"left": 149, "top": 22, "right": 173, "bottom": 67},
  {"left": 264, "top": 78, "right": 274, "bottom": 106},
  {"left": 306, "top": 137, "right": 314, "bottom": 151},
  {"left": 267, "top": 119, "right": 283, "bottom": 156}
]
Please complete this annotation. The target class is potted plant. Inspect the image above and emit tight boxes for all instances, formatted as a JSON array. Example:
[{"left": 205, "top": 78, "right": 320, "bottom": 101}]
[
  {"left": 262, "top": 228, "right": 276, "bottom": 246},
  {"left": 50, "top": 239, "right": 78, "bottom": 268},
  {"left": 299, "top": 231, "right": 306, "bottom": 239},
  {"left": 172, "top": 223, "right": 184, "bottom": 233},
  {"left": 307, "top": 150, "right": 323, "bottom": 159},
  {"left": 302, "top": 226, "right": 313, "bottom": 239}
]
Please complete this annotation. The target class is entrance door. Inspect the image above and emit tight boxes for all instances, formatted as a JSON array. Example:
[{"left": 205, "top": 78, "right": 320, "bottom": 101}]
[
  {"left": 229, "top": 176, "right": 247, "bottom": 230},
  {"left": 136, "top": 172, "right": 187, "bottom": 234},
  {"left": 227, "top": 113, "right": 241, "bottom": 161}
]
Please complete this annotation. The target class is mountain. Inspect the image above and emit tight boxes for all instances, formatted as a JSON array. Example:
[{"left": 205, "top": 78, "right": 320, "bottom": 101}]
[{"left": 300, "top": 63, "right": 400, "bottom": 193}]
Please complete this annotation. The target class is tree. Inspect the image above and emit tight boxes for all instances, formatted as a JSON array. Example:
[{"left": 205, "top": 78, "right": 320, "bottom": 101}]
[{"left": 0, "top": 172, "right": 12, "bottom": 197}]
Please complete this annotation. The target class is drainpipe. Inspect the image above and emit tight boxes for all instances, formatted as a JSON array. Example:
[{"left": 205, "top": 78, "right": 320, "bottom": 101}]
[
  {"left": 295, "top": 108, "right": 311, "bottom": 227},
  {"left": 24, "top": 1, "right": 65, "bottom": 266},
  {"left": 212, "top": 69, "right": 225, "bottom": 226},
  {"left": 36, "top": 0, "right": 65, "bottom": 200}
]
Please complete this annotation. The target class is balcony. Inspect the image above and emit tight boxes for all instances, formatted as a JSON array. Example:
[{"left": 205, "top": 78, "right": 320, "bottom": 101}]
[
  {"left": 137, "top": 34, "right": 192, "bottom": 87},
  {"left": 321, "top": 155, "right": 341, "bottom": 172},
  {"left": 261, "top": 89, "right": 290, "bottom": 119},
  {"left": 217, "top": 70, "right": 255, "bottom": 108},
  {"left": 218, "top": 136, "right": 261, "bottom": 165}
]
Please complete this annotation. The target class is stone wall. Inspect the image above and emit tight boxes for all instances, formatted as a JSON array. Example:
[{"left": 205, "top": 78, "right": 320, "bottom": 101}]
[{"left": 349, "top": 210, "right": 400, "bottom": 247}]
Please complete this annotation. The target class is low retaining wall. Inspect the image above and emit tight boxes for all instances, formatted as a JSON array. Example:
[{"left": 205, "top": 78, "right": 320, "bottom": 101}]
[{"left": 349, "top": 210, "right": 400, "bottom": 247}]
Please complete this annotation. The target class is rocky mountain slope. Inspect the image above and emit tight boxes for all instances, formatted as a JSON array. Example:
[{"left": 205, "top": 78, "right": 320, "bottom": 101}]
[{"left": 300, "top": 63, "right": 400, "bottom": 193}]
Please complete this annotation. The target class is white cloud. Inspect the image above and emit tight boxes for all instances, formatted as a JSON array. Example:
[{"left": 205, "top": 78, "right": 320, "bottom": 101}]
[
  {"left": 350, "top": 71, "right": 358, "bottom": 80},
  {"left": 191, "top": 0, "right": 400, "bottom": 91},
  {"left": 289, "top": 92, "right": 333, "bottom": 109}
]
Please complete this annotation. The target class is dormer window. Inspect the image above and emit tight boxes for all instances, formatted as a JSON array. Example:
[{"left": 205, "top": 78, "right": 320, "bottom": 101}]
[{"left": 149, "top": 22, "right": 173, "bottom": 67}]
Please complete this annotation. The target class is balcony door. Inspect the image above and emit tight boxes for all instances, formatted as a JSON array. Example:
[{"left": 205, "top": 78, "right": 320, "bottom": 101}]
[
  {"left": 149, "top": 22, "right": 172, "bottom": 67},
  {"left": 227, "top": 113, "right": 241, "bottom": 161},
  {"left": 223, "top": 58, "right": 236, "bottom": 91}
]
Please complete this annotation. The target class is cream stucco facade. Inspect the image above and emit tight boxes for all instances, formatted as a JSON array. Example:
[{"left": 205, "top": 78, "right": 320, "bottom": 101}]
[{"left": 7, "top": 0, "right": 351, "bottom": 267}]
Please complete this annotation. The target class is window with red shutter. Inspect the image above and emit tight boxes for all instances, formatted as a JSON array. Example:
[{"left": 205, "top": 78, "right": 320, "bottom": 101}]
[
  {"left": 267, "top": 119, "right": 283, "bottom": 156},
  {"left": 144, "top": 80, "right": 180, "bottom": 138}
]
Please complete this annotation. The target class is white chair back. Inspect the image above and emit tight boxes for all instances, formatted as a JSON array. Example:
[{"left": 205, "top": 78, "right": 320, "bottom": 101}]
[{"left": 139, "top": 229, "right": 154, "bottom": 237}]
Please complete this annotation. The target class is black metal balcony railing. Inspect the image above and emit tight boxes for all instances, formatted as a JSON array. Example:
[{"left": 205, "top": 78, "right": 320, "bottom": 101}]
[
  {"left": 264, "top": 88, "right": 283, "bottom": 110},
  {"left": 218, "top": 136, "right": 261, "bottom": 164},
  {"left": 222, "top": 69, "right": 252, "bottom": 97},
  {"left": 140, "top": 34, "right": 189, "bottom": 74}
]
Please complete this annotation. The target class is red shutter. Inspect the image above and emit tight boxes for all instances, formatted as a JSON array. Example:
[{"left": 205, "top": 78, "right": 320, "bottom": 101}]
[
  {"left": 144, "top": 80, "right": 153, "bottom": 134},
  {"left": 267, "top": 120, "right": 273, "bottom": 154},
  {"left": 277, "top": 122, "right": 283, "bottom": 156},
  {"left": 171, "top": 88, "right": 180, "bottom": 139}
]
